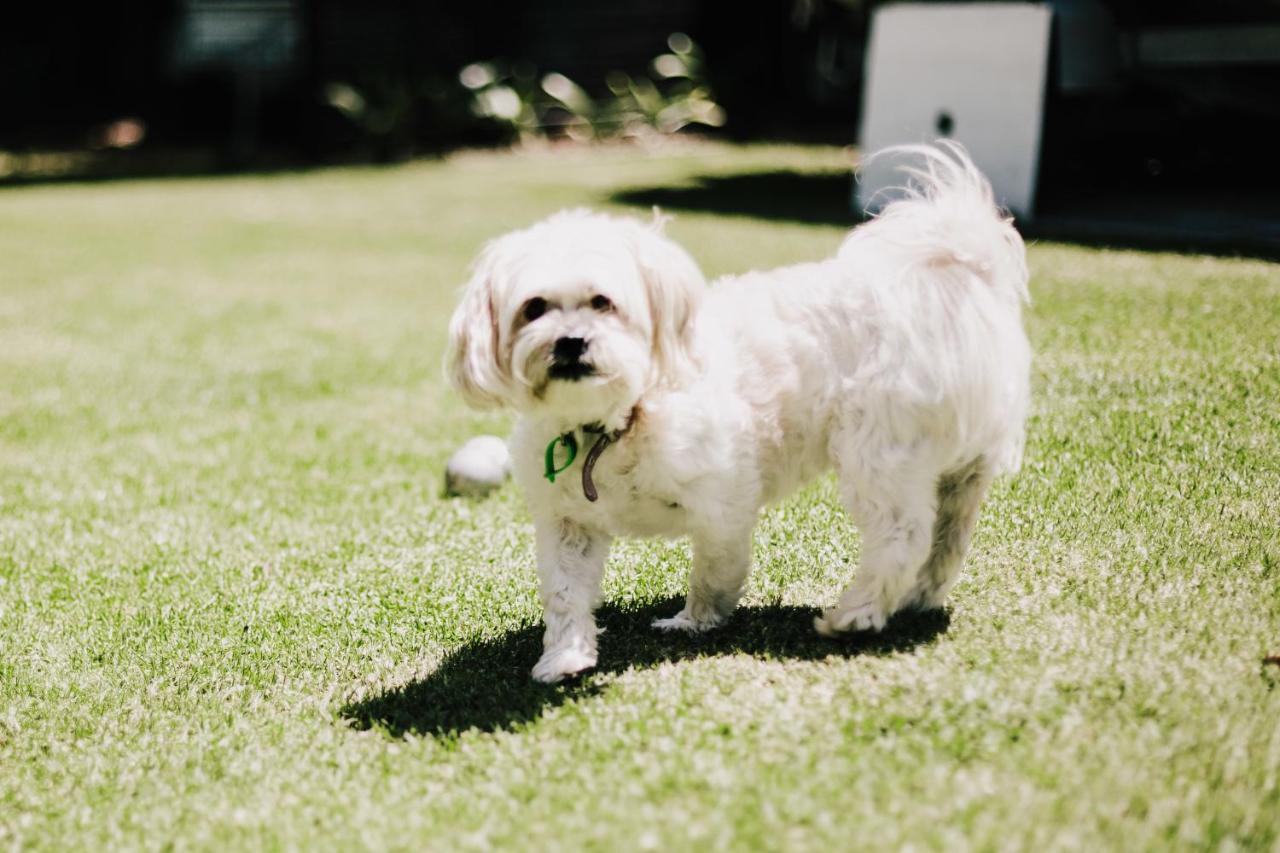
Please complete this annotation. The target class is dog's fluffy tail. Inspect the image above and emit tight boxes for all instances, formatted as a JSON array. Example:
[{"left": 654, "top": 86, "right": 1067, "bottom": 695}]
[
  {"left": 841, "top": 141, "right": 1029, "bottom": 307},
  {"left": 840, "top": 142, "right": 1032, "bottom": 475}
]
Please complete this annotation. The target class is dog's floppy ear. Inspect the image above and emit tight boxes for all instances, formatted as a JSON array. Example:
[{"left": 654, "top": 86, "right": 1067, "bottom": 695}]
[
  {"left": 632, "top": 218, "right": 706, "bottom": 386},
  {"left": 445, "top": 242, "right": 511, "bottom": 408}
]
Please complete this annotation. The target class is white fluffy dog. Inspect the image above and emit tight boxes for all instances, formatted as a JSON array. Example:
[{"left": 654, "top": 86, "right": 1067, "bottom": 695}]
[{"left": 446, "top": 144, "right": 1031, "bottom": 683}]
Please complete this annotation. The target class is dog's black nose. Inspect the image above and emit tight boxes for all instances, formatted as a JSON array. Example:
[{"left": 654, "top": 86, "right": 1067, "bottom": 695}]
[{"left": 553, "top": 336, "right": 587, "bottom": 362}]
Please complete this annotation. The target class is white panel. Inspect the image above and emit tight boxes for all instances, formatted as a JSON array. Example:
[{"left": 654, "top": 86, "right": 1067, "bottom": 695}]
[{"left": 856, "top": 3, "right": 1052, "bottom": 218}]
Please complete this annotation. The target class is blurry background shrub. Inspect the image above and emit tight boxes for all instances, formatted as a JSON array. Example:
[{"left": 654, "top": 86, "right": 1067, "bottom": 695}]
[
  {"left": 458, "top": 34, "right": 726, "bottom": 144},
  {"left": 0, "top": 1, "right": 863, "bottom": 179},
  {"left": 320, "top": 73, "right": 511, "bottom": 163}
]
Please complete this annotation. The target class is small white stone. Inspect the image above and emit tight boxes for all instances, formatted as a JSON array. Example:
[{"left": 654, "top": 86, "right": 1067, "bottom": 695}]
[{"left": 444, "top": 435, "right": 511, "bottom": 497}]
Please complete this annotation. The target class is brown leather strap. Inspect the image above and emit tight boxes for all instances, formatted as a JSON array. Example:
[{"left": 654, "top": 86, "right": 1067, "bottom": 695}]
[{"left": 580, "top": 432, "right": 613, "bottom": 502}]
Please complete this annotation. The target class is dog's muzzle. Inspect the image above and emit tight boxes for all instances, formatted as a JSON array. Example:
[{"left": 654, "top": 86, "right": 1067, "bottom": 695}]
[{"left": 549, "top": 336, "right": 595, "bottom": 381}]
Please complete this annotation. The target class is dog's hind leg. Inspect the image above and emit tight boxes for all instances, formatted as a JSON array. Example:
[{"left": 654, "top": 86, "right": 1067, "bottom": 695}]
[
  {"left": 815, "top": 452, "right": 938, "bottom": 636},
  {"left": 532, "top": 517, "right": 612, "bottom": 683},
  {"left": 653, "top": 524, "right": 754, "bottom": 633},
  {"left": 906, "top": 457, "right": 994, "bottom": 611}
]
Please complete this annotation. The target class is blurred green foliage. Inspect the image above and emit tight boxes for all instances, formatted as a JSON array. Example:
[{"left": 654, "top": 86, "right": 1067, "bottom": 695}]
[
  {"left": 321, "top": 35, "right": 726, "bottom": 157},
  {"left": 454, "top": 33, "right": 725, "bottom": 145}
]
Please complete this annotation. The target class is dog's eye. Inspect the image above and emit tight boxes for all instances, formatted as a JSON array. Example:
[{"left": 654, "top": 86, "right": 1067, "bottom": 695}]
[
  {"left": 522, "top": 297, "right": 548, "bottom": 322},
  {"left": 589, "top": 294, "right": 613, "bottom": 312}
]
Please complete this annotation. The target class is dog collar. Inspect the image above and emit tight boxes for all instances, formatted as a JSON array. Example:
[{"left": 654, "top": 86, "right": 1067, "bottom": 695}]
[{"left": 543, "top": 411, "right": 636, "bottom": 502}]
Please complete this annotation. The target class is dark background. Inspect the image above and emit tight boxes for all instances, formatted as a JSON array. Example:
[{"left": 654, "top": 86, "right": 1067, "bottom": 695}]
[{"left": 3, "top": 1, "right": 1280, "bottom": 202}]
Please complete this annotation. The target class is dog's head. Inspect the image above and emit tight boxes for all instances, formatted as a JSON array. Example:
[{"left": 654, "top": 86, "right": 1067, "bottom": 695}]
[{"left": 446, "top": 209, "right": 705, "bottom": 428}]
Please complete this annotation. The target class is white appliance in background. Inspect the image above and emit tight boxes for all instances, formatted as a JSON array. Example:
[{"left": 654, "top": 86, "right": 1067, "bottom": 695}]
[{"left": 855, "top": 2, "right": 1053, "bottom": 220}]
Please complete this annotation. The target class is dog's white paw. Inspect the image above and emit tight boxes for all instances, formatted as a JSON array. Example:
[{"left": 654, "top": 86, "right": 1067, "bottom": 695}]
[
  {"left": 652, "top": 609, "right": 725, "bottom": 634},
  {"left": 814, "top": 601, "right": 887, "bottom": 637},
  {"left": 531, "top": 645, "right": 597, "bottom": 683}
]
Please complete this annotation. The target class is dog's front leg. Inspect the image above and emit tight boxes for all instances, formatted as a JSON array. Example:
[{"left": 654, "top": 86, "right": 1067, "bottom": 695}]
[
  {"left": 653, "top": 524, "right": 753, "bottom": 633},
  {"left": 531, "top": 517, "right": 612, "bottom": 683}
]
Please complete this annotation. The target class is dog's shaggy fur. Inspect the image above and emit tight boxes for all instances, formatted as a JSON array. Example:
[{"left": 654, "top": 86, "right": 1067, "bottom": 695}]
[{"left": 447, "top": 144, "right": 1031, "bottom": 682}]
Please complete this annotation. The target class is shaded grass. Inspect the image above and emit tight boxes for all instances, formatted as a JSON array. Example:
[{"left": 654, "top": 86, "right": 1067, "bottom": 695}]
[
  {"left": 1, "top": 142, "right": 1278, "bottom": 850},
  {"left": 345, "top": 601, "right": 951, "bottom": 738}
]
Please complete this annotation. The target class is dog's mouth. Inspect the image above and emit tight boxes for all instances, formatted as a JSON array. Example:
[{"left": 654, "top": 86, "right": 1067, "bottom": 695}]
[{"left": 548, "top": 361, "right": 596, "bottom": 381}]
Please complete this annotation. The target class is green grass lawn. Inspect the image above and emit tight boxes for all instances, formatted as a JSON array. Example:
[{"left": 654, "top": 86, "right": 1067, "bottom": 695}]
[{"left": 2, "top": 142, "right": 1278, "bottom": 850}]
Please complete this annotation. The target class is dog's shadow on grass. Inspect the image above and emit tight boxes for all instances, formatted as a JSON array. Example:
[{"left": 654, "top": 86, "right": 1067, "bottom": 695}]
[{"left": 341, "top": 598, "right": 950, "bottom": 738}]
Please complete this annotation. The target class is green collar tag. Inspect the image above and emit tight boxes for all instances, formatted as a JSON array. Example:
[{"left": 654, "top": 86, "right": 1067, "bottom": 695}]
[{"left": 544, "top": 432, "right": 578, "bottom": 483}]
